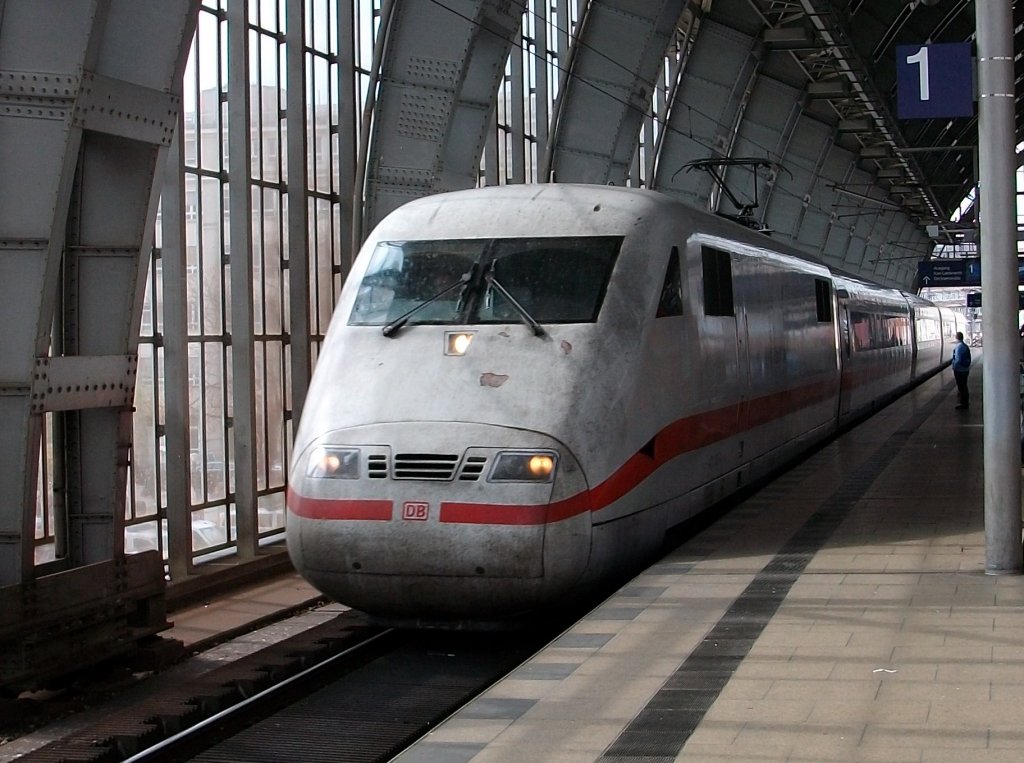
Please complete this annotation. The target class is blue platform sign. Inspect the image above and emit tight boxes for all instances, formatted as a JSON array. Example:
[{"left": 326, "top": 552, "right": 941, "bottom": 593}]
[
  {"left": 896, "top": 42, "right": 973, "bottom": 119},
  {"left": 918, "top": 258, "right": 1022, "bottom": 287},
  {"left": 918, "top": 260, "right": 965, "bottom": 286},
  {"left": 965, "top": 293, "right": 1024, "bottom": 309},
  {"left": 965, "top": 257, "right": 981, "bottom": 285}
]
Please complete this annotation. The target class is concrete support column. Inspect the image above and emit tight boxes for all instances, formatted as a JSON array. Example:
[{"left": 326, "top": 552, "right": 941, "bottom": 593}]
[{"left": 977, "top": 0, "right": 1022, "bottom": 574}]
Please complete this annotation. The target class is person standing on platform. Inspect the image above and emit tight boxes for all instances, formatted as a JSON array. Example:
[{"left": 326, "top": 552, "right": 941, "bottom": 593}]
[{"left": 952, "top": 331, "right": 972, "bottom": 410}]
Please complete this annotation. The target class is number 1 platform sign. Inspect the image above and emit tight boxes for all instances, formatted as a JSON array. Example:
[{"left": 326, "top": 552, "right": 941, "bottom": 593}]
[{"left": 896, "top": 42, "right": 974, "bottom": 120}]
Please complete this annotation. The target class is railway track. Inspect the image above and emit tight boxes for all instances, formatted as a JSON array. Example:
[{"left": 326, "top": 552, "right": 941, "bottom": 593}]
[
  {"left": 138, "top": 627, "right": 555, "bottom": 763},
  {"left": 7, "top": 611, "right": 376, "bottom": 763},
  {"left": 9, "top": 609, "right": 568, "bottom": 763}
]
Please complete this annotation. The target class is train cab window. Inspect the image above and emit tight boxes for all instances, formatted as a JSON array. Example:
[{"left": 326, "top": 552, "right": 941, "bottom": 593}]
[
  {"left": 348, "top": 241, "right": 479, "bottom": 326},
  {"left": 701, "top": 246, "right": 733, "bottom": 317},
  {"left": 656, "top": 247, "right": 683, "bottom": 318},
  {"left": 349, "top": 236, "right": 621, "bottom": 328},
  {"left": 815, "top": 278, "right": 832, "bottom": 322},
  {"left": 485, "top": 237, "right": 620, "bottom": 323}
]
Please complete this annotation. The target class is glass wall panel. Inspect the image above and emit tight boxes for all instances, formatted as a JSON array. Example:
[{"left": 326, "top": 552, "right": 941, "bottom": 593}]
[{"left": 128, "top": 0, "right": 376, "bottom": 574}]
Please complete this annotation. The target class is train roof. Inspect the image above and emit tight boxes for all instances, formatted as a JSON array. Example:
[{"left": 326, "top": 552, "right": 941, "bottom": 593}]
[{"left": 369, "top": 184, "right": 676, "bottom": 241}]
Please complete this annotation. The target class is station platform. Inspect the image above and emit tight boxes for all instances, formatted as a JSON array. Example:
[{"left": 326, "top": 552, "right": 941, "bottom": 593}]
[{"left": 397, "top": 355, "right": 1024, "bottom": 763}]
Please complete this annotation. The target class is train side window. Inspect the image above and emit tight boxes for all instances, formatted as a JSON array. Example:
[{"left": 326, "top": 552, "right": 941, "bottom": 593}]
[
  {"left": 815, "top": 278, "right": 832, "bottom": 322},
  {"left": 656, "top": 247, "right": 683, "bottom": 318},
  {"left": 701, "top": 246, "right": 733, "bottom": 317}
]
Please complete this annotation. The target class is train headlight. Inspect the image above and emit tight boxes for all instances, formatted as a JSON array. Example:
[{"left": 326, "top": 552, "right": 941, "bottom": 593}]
[
  {"left": 445, "top": 331, "right": 475, "bottom": 356},
  {"left": 307, "top": 447, "right": 360, "bottom": 479},
  {"left": 489, "top": 451, "right": 557, "bottom": 482}
]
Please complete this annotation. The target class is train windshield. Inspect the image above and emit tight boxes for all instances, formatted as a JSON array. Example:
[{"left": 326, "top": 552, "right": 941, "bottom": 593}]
[{"left": 348, "top": 236, "right": 621, "bottom": 329}]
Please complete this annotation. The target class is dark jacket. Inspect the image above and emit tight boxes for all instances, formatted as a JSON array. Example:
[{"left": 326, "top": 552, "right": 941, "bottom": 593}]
[{"left": 952, "top": 341, "right": 971, "bottom": 372}]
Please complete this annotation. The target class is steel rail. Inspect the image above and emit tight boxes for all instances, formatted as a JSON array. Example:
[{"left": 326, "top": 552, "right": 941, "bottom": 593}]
[{"left": 122, "top": 628, "right": 398, "bottom": 763}]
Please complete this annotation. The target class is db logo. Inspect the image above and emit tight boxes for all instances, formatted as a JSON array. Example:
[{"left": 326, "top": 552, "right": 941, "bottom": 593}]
[{"left": 402, "top": 502, "right": 429, "bottom": 521}]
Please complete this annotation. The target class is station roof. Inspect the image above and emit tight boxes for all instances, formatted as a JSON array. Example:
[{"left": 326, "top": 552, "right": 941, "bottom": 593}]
[{"left": 814, "top": 1, "right": 1021, "bottom": 233}]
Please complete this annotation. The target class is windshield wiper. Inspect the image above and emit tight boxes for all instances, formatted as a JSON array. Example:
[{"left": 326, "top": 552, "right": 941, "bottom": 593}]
[
  {"left": 486, "top": 271, "right": 546, "bottom": 338},
  {"left": 382, "top": 271, "right": 471, "bottom": 337}
]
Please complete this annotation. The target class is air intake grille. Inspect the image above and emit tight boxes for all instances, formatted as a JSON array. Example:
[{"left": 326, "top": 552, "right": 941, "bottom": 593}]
[
  {"left": 458, "top": 456, "right": 488, "bottom": 481},
  {"left": 393, "top": 453, "right": 459, "bottom": 480},
  {"left": 368, "top": 454, "right": 388, "bottom": 479}
]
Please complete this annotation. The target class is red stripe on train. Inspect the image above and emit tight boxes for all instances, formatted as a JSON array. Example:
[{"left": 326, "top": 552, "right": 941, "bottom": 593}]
[
  {"left": 287, "top": 488, "right": 392, "bottom": 520},
  {"left": 440, "top": 492, "right": 591, "bottom": 525}
]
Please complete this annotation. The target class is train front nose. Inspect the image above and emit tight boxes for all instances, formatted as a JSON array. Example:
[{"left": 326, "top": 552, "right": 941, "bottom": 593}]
[{"left": 285, "top": 423, "right": 591, "bottom": 623}]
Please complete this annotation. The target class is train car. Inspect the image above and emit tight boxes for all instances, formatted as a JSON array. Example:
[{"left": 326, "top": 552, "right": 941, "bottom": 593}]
[
  {"left": 286, "top": 184, "right": 949, "bottom": 627},
  {"left": 833, "top": 274, "right": 914, "bottom": 422},
  {"left": 908, "top": 294, "right": 945, "bottom": 382}
]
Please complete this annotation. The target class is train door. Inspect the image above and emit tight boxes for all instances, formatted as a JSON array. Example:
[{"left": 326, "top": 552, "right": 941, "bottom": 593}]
[
  {"left": 734, "top": 267, "right": 751, "bottom": 455},
  {"left": 837, "top": 297, "right": 854, "bottom": 419},
  {"left": 698, "top": 244, "right": 744, "bottom": 477},
  {"left": 908, "top": 304, "right": 921, "bottom": 379}
]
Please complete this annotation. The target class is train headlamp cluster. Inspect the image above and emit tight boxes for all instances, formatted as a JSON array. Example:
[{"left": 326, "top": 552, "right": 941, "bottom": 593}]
[
  {"left": 489, "top": 451, "right": 557, "bottom": 482},
  {"left": 304, "top": 446, "right": 557, "bottom": 482},
  {"left": 307, "top": 446, "right": 360, "bottom": 479}
]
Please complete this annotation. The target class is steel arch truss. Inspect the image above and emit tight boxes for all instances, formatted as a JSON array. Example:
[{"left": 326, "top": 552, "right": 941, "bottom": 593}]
[
  {"left": 361, "top": 0, "right": 528, "bottom": 234},
  {"left": 541, "top": 0, "right": 688, "bottom": 186},
  {"left": 0, "top": 1, "right": 199, "bottom": 587}
]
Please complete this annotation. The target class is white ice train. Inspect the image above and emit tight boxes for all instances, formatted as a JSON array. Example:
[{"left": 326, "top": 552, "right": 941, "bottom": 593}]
[{"left": 286, "top": 184, "right": 964, "bottom": 627}]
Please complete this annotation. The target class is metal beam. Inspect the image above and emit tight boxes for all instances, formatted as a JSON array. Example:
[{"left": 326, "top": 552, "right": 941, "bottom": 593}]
[
  {"left": 285, "top": 0, "right": 311, "bottom": 431},
  {"left": 227, "top": 0, "right": 258, "bottom": 559},
  {"left": 159, "top": 122, "right": 194, "bottom": 580}
]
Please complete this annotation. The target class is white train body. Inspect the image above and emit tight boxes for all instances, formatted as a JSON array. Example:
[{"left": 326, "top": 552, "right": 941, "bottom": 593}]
[{"left": 286, "top": 184, "right": 964, "bottom": 626}]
